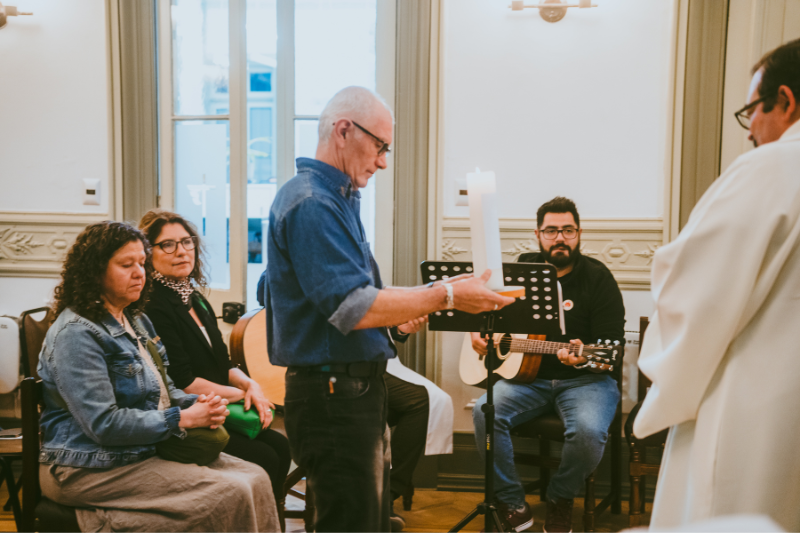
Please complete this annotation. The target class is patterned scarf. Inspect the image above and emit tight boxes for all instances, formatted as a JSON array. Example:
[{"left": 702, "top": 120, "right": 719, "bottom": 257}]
[{"left": 153, "top": 271, "right": 195, "bottom": 305}]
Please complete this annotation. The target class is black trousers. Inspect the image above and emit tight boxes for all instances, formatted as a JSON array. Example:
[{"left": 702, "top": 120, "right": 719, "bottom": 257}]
[
  {"left": 284, "top": 369, "right": 391, "bottom": 532},
  {"left": 224, "top": 427, "right": 292, "bottom": 501},
  {"left": 385, "top": 374, "right": 429, "bottom": 501}
]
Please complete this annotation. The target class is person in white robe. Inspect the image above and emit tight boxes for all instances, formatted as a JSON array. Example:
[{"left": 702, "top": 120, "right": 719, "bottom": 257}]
[{"left": 633, "top": 38, "right": 800, "bottom": 531}]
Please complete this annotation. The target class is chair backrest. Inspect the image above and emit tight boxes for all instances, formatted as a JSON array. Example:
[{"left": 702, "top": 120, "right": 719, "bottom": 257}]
[
  {"left": 19, "top": 307, "right": 55, "bottom": 379},
  {"left": 21, "top": 377, "right": 43, "bottom": 533},
  {"left": 636, "top": 316, "right": 651, "bottom": 402}
]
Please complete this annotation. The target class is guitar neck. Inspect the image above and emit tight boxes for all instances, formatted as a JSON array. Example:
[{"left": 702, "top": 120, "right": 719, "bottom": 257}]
[{"left": 507, "top": 338, "right": 577, "bottom": 355}]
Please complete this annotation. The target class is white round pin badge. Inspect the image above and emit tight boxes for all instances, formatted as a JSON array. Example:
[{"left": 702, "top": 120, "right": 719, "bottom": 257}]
[{"left": 563, "top": 300, "right": 574, "bottom": 311}]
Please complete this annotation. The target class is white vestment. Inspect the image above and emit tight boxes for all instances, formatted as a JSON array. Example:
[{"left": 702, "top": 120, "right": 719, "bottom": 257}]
[
  {"left": 633, "top": 120, "right": 800, "bottom": 531},
  {"left": 387, "top": 357, "right": 454, "bottom": 455}
]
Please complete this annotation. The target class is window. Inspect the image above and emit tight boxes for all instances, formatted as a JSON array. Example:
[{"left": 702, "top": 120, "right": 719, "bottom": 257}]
[{"left": 158, "top": 0, "right": 395, "bottom": 310}]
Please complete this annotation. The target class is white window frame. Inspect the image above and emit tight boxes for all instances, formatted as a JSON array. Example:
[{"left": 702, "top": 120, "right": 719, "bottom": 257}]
[{"left": 157, "top": 0, "right": 396, "bottom": 310}]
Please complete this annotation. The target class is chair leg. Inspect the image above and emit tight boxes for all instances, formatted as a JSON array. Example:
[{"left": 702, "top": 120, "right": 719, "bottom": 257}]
[
  {"left": 0, "top": 458, "right": 22, "bottom": 532},
  {"left": 639, "top": 448, "right": 648, "bottom": 514},
  {"left": 583, "top": 472, "right": 596, "bottom": 532},
  {"left": 402, "top": 484, "right": 414, "bottom": 511},
  {"left": 611, "top": 418, "right": 622, "bottom": 514},
  {"left": 629, "top": 444, "right": 641, "bottom": 527},
  {"left": 539, "top": 439, "right": 551, "bottom": 501}
]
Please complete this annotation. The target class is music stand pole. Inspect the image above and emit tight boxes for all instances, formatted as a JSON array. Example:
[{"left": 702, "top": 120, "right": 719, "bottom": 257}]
[{"left": 450, "top": 312, "right": 506, "bottom": 532}]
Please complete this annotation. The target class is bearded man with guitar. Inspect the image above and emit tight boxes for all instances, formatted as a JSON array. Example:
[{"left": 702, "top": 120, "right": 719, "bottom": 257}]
[{"left": 470, "top": 197, "right": 625, "bottom": 532}]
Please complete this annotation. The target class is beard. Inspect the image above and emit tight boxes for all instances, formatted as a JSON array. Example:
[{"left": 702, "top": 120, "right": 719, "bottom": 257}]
[{"left": 540, "top": 239, "right": 581, "bottom": 269}]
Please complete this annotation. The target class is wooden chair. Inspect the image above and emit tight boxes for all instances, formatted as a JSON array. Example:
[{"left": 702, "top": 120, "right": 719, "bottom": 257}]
[
  {"left": 21, "top": 377, "right": 81, "bottom": 533},
  {"left": 624, "top": 316, "right": 669, "bottom": 527},
  {"left": 510, "top": 344, "right": 624, "bottom": 532},
  {"left": 282, "top": 466, "right": 316, "bottom": 532},
  {"left": 0, "top": 439, "right": 22, "bottom": 530},
  {"left": 0, "top": 306, "right": 59, "bottom": 531}
]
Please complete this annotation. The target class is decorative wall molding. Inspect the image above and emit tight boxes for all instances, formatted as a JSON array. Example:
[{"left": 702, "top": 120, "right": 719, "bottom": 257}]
[
  {"left": 0, "top": 212, "right": 107, "bottom": 277},
  {"left": 439, "top": 217, "right": 663, "bottom": 290}
]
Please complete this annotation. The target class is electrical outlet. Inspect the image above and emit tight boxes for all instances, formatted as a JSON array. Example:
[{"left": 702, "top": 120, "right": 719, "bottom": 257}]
[
  {"left": 455, "top": 177, "right": 468, "bottom": 206},
  {"left": 83, "top": 179, "right": 101, "bottom": 206}
]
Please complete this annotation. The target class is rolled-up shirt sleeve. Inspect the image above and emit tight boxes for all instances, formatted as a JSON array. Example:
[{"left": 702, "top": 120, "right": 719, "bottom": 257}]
[{"left": 281, "top": 196, "right": 377, "bottom": 335}]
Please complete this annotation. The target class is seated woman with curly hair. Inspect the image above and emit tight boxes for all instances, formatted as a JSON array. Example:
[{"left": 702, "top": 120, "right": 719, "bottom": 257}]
[
  {"left": 38, "top": 221, "right": 279, "bottom": 532},
  {"left": 139, "top": 209, "right": 291, "bottom": 505}
]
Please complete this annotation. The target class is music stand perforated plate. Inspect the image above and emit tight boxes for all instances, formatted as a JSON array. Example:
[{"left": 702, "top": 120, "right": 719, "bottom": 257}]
[{"left": 420, "top": 261, "right": 564, "bottom": 335}]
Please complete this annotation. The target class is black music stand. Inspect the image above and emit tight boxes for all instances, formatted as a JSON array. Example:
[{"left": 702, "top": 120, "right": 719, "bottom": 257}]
[{"left": 421, "top": 261, "right": 563, "bottom": 532}]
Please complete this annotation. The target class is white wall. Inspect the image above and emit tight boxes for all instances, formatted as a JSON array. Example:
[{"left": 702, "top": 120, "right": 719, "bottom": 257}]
[
  {"left": 0, "top": 0, "right": 110, "bottom": 214},
  {"left": 441, "top": 0, "right": 675, "bottom": 220},
  {"left": 0, "top": 0, "right": 111, "bottom": 317}
]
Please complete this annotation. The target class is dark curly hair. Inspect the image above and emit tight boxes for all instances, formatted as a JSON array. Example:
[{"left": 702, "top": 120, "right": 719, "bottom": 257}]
[
  {"left": 52, "top": 221, "right": 152, "bottom": 322},
  {"left": 138, "top": 209, "right": 208, "bottom": 288}
]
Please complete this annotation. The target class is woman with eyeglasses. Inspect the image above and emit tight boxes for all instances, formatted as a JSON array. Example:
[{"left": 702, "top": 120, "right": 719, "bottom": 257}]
[{"left": 139, "top": 209, "right": 291, "bottom": 507}]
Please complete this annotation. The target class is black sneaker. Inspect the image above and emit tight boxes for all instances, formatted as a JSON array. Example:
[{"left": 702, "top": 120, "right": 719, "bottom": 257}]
[
  {"left": 390, "top": 509, "right": 405, "bottom": 532},
  {"left": 544, "top": 498, "right": 573, "bottom": 533},
  {"left": 497, "top": 501, "right": 533, "bottom": 532}
]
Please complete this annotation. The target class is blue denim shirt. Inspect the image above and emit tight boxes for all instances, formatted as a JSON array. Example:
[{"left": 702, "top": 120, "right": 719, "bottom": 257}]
[
  {"left": 37, "top": 307, "right": 197, "bottom": 469},
  {"left": 266, "top": 157, "right": 396, "bottom": 367}
]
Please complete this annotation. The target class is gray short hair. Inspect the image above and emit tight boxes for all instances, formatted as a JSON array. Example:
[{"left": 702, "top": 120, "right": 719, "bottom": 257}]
[{"left": 318, "top": 86, "right": 393, "bottom": 142}]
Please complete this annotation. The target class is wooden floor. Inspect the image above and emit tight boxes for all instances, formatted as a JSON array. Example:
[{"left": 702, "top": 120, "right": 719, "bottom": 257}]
[
  {"left": 0, "top": 480, "right": 650, "bottom": 532},
  {"left": 284, "top": 488, "right": 650, "bottom": 532}
]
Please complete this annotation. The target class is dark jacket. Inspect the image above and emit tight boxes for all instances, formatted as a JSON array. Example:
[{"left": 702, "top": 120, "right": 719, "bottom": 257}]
[{"left": 145, "top": 282, "right": 233, "bottom": 390}]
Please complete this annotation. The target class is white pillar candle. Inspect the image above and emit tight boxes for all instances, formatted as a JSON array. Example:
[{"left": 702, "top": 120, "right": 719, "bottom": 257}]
[{"left": 467, "top": 168, "right": 505, "bottom": 291}]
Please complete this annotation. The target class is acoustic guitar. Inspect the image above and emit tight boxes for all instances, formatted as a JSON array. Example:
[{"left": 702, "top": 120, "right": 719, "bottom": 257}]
[
  {"left": 229, "top": 308, "right": 287, "bottom": 408},
  {"left": 459, "top": 332, "right": 621, "bottom": 387}
]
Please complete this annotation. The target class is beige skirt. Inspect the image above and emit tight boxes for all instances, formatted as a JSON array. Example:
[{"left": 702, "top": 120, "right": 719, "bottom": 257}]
[{"left": 40, "top": 453, "right": 280, "bottom": 532}]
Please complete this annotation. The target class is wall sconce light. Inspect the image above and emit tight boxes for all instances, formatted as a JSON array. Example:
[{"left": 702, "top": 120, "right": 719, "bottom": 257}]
[
  {"left": 0, "top": 2, "right": 32, "bottom": 30},
  {"left": 510, "top": 0, "right": 596, "bottom": 23}
]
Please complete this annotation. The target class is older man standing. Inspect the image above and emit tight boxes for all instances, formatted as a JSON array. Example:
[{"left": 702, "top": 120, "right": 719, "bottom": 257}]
[
  {"left": 634, "top": 39, "right": 800, "bottom": 530},
  {"left": 265, "top": 86, "right": 513, "bottom": 532}
]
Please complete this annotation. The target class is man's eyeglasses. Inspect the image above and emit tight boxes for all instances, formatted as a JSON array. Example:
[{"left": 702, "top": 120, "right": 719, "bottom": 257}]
[
  {"left": 540, "top": 227, "right": 578, "bottom": 240},
  {"left": 153, "top": 236, "right": 197, "bottom": 254},
  {"left": 734, "top": 95, "right": 771, "bottom": 130},
  {"left": 351, "top": 120, "right": 391, "bottom": 156}
]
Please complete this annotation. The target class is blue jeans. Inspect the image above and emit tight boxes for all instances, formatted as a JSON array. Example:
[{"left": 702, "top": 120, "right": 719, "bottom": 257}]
[
  {"left": 284, "top": 369, "right": 391, "bottom": 532},
  {"left": 473, "top": 374, "right": 619, "bottom": 507}
]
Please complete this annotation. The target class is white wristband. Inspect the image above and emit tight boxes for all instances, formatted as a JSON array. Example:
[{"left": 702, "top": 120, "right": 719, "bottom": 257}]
[{"left": 444, "top": 283, "right": 454, "bottom": 309}]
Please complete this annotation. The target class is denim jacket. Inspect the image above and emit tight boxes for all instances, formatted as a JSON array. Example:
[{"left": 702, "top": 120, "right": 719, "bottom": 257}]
[
  {"left": 265, "top": 157, "right": 396, "bottom": 367},
  {"left": 37, "top": 307, "right": 197, "bottom": 469}
]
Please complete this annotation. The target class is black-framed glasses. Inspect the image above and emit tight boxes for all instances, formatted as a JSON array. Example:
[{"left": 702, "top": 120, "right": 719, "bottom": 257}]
[
  {"left": 351, "top": 120, "right": 391, "bottom": 156},
  {"left": 153, "top": 236, "right": 197, "bottom": 254},
  {"left": 540, "top": 227, "right": 578, "bottom": 240},
  {"left": 734, "top": 95, "right": 771, "bottom": 130}
]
